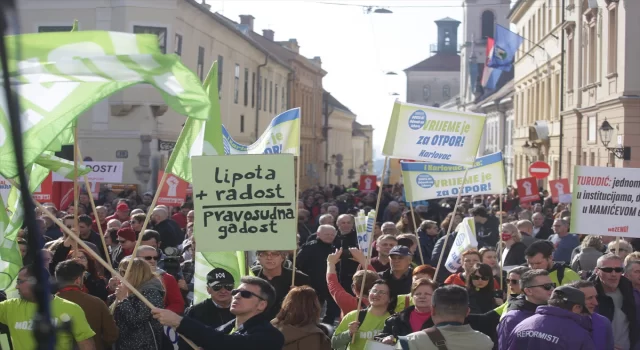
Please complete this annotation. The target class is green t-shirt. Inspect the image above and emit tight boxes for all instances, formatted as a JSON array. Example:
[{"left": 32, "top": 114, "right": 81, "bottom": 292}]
[
  {"left": 335, "top": 309, "right": 390, "bottom": 350},
  {"left": 0, "top": 296, "right": 95, "bottom": 350}
]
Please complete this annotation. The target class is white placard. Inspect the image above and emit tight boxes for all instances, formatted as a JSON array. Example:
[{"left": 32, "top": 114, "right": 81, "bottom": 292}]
[{"left": 52, "top": 161, "right": 123, "bottom": 183}]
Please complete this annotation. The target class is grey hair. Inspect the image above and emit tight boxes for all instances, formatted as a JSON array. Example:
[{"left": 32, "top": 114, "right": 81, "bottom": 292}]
[
  {"left": 136, "top": 245, "right": 158, "bottom": 256},
  {"left": 624, "top": 259, "right": 640, "bottom": 274},
  {"left": 596, "top": 253, "right": 623, "bottom": 268},
  {"left": 318, "top": 213, "right": 334, "bottom": 224},
  {"left": 519, "top": 269, "right": 549, "bottom": 290},
  {"left": 508, "top": 266, "right": 531, "bottom": 277},
  {"left": 317, "top": 224, "right": 337, "bottom": 234},
  {"left": 554, "top": 218, "right": 569, "bottom": 227}
]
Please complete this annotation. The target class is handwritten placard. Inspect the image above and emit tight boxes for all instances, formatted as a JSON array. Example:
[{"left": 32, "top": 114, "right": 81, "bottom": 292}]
[{"left": 191, "top": 154, "right": 296, "bottom": 252}]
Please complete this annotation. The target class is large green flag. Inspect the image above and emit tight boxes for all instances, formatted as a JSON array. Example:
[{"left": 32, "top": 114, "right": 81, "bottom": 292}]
[
  {"left": 0, "top": 31, "right": 211, "bottom": 179},
  {"left": 0, "top": 194, "right": 22, "bottom": 291},
  {"left": 194, "top": 252, "right": 246, "bottom": 303},
  {"left": 165, "top": 61, "right": 224, "bottom": 183}
]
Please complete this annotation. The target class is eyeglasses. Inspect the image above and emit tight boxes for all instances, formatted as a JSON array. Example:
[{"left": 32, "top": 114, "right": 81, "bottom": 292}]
[
  {"left": 369, "top": 289, "right": 388, "bottom": 296},
  {"left": 211, "top": 284, "right": 233, "bottom": 292},
  {"left": 142, "top": 256, "right": 159, "bottom": 261},
  {"left": 598, "top": 267, "right": 624, "bottom": 273},
  {"left": 471, "top": 275, "right": 490, "bottom": 281},
  {"left": 528, "top": 283, "right": 556, "bottom": 291},
  {"left": 231, "top": 289, "right": 265, "bottom": 300},
  {"left": 506, "top": 279, "right": 520, "bottom": 285},
  {"left": 611, "top": 249, "right": 627, "bottom": 253}
]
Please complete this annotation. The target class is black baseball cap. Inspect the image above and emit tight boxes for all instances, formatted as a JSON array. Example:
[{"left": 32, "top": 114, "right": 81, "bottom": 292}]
[
  {"left": 553, "top": 286, "right": 587, "bottom": 312},
  {"left": 206, "top": 268, "right": 234, "bottom": 287},
  {"left": 389, "top": 245, "right": 413, "bottom": 257}
]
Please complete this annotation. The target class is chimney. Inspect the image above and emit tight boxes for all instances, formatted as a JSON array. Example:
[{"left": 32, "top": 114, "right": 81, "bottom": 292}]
[
  {"left": 263, "top": 29, "right": 274, "bottom": 41},
  {"left": 311, "top": 56, "right": 322, "bottom": 66},
  {"left": 280, "top": 38, "right": 299, "bottom": 53},
  {"left": 239, "top": 15, "right": 254, "bottom": 32}
]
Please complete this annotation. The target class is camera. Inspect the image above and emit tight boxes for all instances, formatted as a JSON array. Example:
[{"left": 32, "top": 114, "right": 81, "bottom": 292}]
[{"left": 162, "top": 247, "right": 183, "bottom": 280}]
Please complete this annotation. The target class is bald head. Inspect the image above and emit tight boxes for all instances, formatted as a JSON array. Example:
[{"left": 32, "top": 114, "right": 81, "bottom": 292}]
[
  {"left": 152, "top": 207, "right": 168, "bottom": 223},
  {"left": 517, "top": 220, "right": 533, "bottom": 234}
]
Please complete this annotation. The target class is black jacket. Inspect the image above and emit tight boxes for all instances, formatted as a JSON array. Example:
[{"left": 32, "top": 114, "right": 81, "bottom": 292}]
[
  {"left": 153, "top": 218, "right": 184, "bottom": 250},
  {"left": 534, "top": 226, "right": 553, "bottom": 240},
  {"left": 296, "top": 239, "right": 335, "bottom": 302},
  {"left": 476, "top": 215, "right": 500, "bottom": 247},
  {"left": 417, "top": 229, "right": 439, "bottom": 264},
  {"left": 177, "top": 312, "right": 285, "bottom": 350},
  {"left": 430, "top": 232, "right": 457, "bottom": 283},
  {"left": 502, "top": 242, "right": 527, "bottom": 266},
  {"left": 179, "top": 299, "right": 234, "bottom": 350},
  {"left": 251, "top": 266, "right": 311, "bottom": 320},
  {"left": 379, "top": 267, "right": 413, "bottom": 298},
  {"left": 590, "top": 274, "right": 638, "bottom": 348},
  {"left": 377, "top": 305, "right": 434, "bottom": 340}
]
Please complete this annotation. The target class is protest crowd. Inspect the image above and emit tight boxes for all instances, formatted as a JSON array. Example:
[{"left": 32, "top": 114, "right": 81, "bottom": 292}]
[{"left": 1, "top": 180, "right": 638, "bottom": 350}]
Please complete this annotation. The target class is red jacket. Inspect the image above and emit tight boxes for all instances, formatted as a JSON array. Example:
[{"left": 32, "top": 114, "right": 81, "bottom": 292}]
[
  {"left": 171, "top": 212, "right": 187, "bottom": 230},
  {"left": 159, "top": 272, "right": 185, "bottom": 314}
]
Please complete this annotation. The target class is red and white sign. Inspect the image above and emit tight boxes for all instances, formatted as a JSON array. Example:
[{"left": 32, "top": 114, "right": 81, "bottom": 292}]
[
  {"left": 516, "top": 177, "right": 540, "bottom": 203},
  {"left": 157, "top": 171, "right": 188, "bottom": 206},
  {"left": 549, "top": 178, "right": 571, "bottom": 204},
  {"left": 529, "top": 161, "right": 551, "bottom": 179},
  {"left": 359, "top": 175, "right": 378, "bottom": 193},
  {"left": 33, "top": 173, "right": 54, "bottom": 202}
]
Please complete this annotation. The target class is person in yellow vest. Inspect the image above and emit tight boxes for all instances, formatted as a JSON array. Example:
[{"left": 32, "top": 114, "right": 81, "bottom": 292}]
[
  {"left": 525, "top": 241, "right": 581, "bottom": 287},
  {"left": 494, "top": 266, "right": 531, "bottom": 317},
  {"left": 395, "top": 265, "right": 435, "bottom": 312}
]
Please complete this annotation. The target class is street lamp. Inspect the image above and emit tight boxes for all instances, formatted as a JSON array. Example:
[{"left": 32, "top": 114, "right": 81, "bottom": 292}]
[
  {"left": 521, "top": 141, "right": 540, "bottom": 158},
  {"left": 599, "top": 120, "right": 631, "bottom": 160}
]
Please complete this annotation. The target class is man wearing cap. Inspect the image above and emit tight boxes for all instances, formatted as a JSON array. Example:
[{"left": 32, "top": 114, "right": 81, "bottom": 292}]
[
  {"left": 183, "top": 268, "right": 235, "bottom": 328},
  {"left": 379, "top": 245, "right": 414, "bottom": 297},
  {"left": 505, "top": 286, "right": 596, "bottom": 349},
  {"left": 106, "top": 202, "right": 130, "bottom": 223}
]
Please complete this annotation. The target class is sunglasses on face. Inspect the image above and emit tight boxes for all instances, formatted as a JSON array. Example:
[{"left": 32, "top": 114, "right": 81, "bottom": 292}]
[
  {"left": 528, "top": 283, "right": 556, "bottom": 291},
  {"left": 231, "top": 289, "right": 265, "bottom": 300},
  {"left": 507, "top": 279, "right": 520, "bottom": 285},
  {"left": 472, "top": 275, "right": 490, "bottom": 281},
  {"left": 211, "top": 284, "right": 233, "bottom": 292},
  {"left": 599, "top": 267, "right": 624, "bottom": 273},
  {"left": 142, "top": 256, "right": 159, "bottom": 261}
]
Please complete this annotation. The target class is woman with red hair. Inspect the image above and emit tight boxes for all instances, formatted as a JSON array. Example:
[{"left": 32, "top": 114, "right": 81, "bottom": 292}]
[{"left": 67, "top": 249, "right": 109, "bottom": 301}]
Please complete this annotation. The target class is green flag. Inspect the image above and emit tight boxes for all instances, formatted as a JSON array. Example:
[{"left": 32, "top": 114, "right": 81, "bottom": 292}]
[
  {"left": 71, "top": 20, "right": 79, "bottom": 32},
  {"left": 0, "top": 31, "right": 211, "bottom": 179},
  {"left": 165, "top": 61, "right": 224, "bottom": 182},
  {"left": 194, "top": 251, "right": 246, "bottom": 303},
  {"left": 0, "top": 194, "right": 22, "bottom": 291},
  {"left": 34, "top": 152, "right": 91, "bottom": 185}
]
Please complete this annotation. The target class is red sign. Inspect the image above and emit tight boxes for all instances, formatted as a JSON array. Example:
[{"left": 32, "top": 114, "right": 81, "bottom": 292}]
[
  {"left": 516, "top": 177, "right": 540, "bottom": 203},
  {"left": 359, "top": 175, "right": 378, "bottom": 193},
  {"left": 549, "top": 178, "right": 571, "bottom": 203},
  {"left": 157, "top": 171, "right": 188, "bottom": 206},
  {"left": 529, "top": 161, "right": 551, "bottom": 179},
  {"left": 33, "top": 172, "right": 53, "bottom": 202}
]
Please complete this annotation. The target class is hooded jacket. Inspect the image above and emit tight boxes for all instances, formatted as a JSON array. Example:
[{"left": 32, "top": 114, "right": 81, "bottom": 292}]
[
  {"left": 113, "top": 277, "right": 165, "bottom": 350},
  {"left": 497, "top": 295, "right": 542, "bottom": 350},
  {"left": 506, "top": 305, "right": 595, "bottom": 350},
  {"left": 271, "top": 322, "right": 331, "bottom": 350},
  {"left": 589, "top": 274, "right": 638, "bottom": 349}
]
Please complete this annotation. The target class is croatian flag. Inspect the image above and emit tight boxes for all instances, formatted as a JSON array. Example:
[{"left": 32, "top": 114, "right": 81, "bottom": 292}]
[
  {"left": 481, "top": 38, "right": 502, "bottom": 91},
  {"left": 488, "top": 24, "right": 524, "bottom": 72}
]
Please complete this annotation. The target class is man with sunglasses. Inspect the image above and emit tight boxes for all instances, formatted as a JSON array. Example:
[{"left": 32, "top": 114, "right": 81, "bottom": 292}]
[
  {"left": 153, "top": 276, "right": 284, "bottom": 350},
  {"left": 589, "top": 253, "right": 638, "bottom": 350},
  {"left": 497, "top": 269, "right": 555, "bottom": 350}
]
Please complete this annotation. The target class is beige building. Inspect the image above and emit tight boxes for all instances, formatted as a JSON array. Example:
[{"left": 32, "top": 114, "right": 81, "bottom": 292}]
[
  {"left": 323, "top": 92, "right": 373, "bottom": 186},
  {"left": 17, "top": 0, "right": 291, "bottom": 187},
  {"left": 561, "top": 0, "right": 640, "bottom": 182},
  {"left": 509, "top": 0, "right": 564, "bottom": 187}
]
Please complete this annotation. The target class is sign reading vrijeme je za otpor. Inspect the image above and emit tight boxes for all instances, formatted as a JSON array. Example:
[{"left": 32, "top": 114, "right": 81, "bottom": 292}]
[
  {"left": 571, "top": 166, "right": 640, "bottom": 238},
  {"left": 191, "top": 154, "right": 297, "bottom": 252}
]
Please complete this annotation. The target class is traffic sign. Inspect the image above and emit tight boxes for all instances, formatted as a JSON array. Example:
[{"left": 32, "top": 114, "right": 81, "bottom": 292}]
[{"left": 529, "top": 161, "right": 551, "bottom": 179}]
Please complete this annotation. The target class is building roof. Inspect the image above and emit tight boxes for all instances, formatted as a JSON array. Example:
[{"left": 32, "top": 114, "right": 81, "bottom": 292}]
[
  {"left": 435, "top": 17, "right": 461, "bottom": 23},
  {"left": 325, "top": 90, "right": 355, "bottom": 115},
  {"left": 508, "top": 0, "right": 528, "bottom": 19},
  {"left": 404, "top": 53, "right": 461, "bottom": 72},
  {"left": 352, "top": 121, "right": 370, "bottom": 138}
]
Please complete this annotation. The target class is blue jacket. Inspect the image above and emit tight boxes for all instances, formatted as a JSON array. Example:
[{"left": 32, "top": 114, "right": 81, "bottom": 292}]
[
  {"left": 591, "top": 312, "right": 614, "bottom": 350},
  {"left": 506, "top": 305, "right": 595, "bottom": 350},
  {"left": 497, "top": 296, "right": 539, "bottom": 350}
]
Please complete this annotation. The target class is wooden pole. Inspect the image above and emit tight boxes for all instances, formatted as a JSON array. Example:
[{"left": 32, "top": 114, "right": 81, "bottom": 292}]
[
  {"left": 352, "top": 157, "right": 388, "bottom": 343},
  {"left": 498, "top": 194, "right": 503, "bottom": 292},
  {"left": 291, "top": 155, "right": 301, "bottom": 287},
  {"left": 433, "top": 168, "right": 470, "bottom": 280},
  {"left": 72, "top": 126, "right": 80, "bottom": 257},
  {"left": 408, "top": 201, "right": 425, "bottom": 265},
  {"left": 123, "top": 171, "right": 169, "bottom": 281},
  {"left": 34, "top": 200, "right": 198, "bottom": 350},
  {"left": 77, "top": 148, "right": 112, "bottom": 267}
]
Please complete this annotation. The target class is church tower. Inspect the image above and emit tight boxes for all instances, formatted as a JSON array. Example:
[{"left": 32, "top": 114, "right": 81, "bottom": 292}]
[{"left": 459, "top": 0, "right": 512, "bottom": 105}]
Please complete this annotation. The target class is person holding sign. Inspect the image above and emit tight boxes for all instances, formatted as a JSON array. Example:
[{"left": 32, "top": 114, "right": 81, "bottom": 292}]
[{"left": 152, "top": 276, "right": 284, "bottom": 350}]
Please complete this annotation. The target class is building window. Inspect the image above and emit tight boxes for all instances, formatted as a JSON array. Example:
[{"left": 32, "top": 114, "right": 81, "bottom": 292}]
[
  {"left": 217, "top": 55, "right": 224, "bottom": 97},
  {"left": 608, "top": 8, "right": 617, "bottom": 74},
  {"left": 263, "top": 78, "right": 267, "bottom": 111},
  {"left": 481, "top": 11, "right": 495, "bottom": 39},
  {"left": 240, "top": 115, "right": 245, "bottom": 133},
  {"left": 590, "top": 152, "right": 595, "bottom": 166},
  {"left": 197, "top": 47, "right": 204, "bottom": 82},
  {"left": 244, "top": 68, "right": 249, "bottom": 106},
  {"left": 567, "top": 151, "right": 572, "bottom": 179},
  {"left": 442, "top": 85, "right": 451, "bottom": 100},
  {"left": 257, "top": 75, "right": 262, "bottom": 110},
  {"left": 282, "top": 88, "right": 286, "bottom": 111},
  {"left": 231, "top": 65, "right": 239, "bottom": 105},
  {"left": 269, "top": 81, "right": 273, "bottom": 113},
  {"left": 548, "top": 0, "right": 553, "bottom": 31},
  {"left": 133, "top": 26, "right": 167, "bottom": 53},
  {"left": 174, "top": 34, "right": 182, "bottom": 56},
  {"left": 567, "top": 34, "right": 574, "bottom": 90},
  {"left": 588, "top": 25, "right": 596, "bottom": 84},
  {"left": 423, "top": 85, "right": 431, "bottom": 102},
  {"left": 38, "top": 26, "right": 73, "bottom": 32},
  {"left": 542, "top": 4, "right": 547, "bottom": 36},
  {"left": 587, "top": 115, "right": 597, "bottom": 142},
  {"left": 251, "top": 73, "right": 256, "bottom": 108},
  {"left": 274, "top": 84, "right": 278, "bottom": 114}
]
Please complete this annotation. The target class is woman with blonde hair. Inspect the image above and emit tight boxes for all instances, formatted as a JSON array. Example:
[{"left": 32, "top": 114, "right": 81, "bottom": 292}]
[
  {"left": 111, "top": 257, "right": 165, "bottom": 350},
  {"left": 272, "top": 286, "right": 331, "bottom": 350},
  {"left": 499, "top": 223, "right": 527, "bottom": 267}
]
